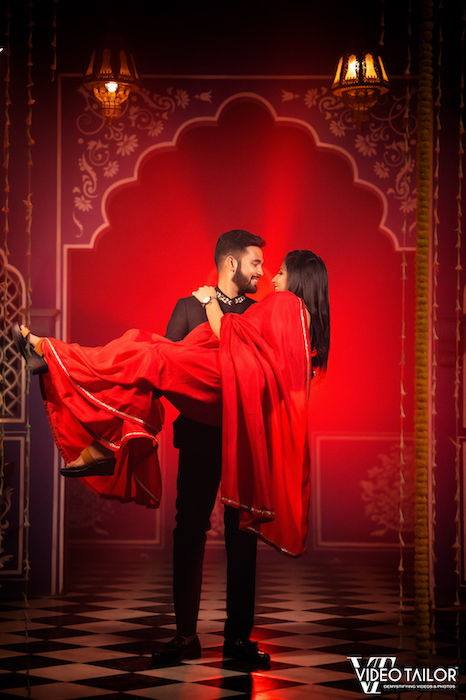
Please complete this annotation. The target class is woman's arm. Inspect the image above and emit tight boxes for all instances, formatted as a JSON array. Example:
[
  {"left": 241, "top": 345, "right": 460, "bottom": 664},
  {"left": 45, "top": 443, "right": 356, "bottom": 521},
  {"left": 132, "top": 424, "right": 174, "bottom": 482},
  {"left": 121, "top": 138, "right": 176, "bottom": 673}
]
[{"left": 192, "top": 286, "right": 224, "bottom": 339}]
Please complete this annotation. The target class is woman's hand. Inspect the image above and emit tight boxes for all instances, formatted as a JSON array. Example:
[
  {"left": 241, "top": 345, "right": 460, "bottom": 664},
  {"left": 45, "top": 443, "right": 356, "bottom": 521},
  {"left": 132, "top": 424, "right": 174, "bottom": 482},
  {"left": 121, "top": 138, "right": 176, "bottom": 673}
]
[
  {"left": 192, "top": 286, "right": 223, "bottom": 338},
  {"left": 192, "top": 286, "right": 217, "bottom": 304}
]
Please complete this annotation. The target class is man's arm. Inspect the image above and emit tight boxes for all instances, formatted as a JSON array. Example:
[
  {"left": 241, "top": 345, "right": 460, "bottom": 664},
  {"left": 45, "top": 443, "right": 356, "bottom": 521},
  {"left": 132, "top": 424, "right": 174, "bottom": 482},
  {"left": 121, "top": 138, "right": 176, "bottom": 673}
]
[{"left": 165, "top": 299, "right": 190, "bottom": 341}]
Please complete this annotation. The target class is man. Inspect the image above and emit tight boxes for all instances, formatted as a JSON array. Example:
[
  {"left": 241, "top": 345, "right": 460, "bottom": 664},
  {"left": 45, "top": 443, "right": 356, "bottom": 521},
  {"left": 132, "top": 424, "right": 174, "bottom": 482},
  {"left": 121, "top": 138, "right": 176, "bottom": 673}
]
[{"left": 151, "top": 230, "right": 270, "bottom": 669}]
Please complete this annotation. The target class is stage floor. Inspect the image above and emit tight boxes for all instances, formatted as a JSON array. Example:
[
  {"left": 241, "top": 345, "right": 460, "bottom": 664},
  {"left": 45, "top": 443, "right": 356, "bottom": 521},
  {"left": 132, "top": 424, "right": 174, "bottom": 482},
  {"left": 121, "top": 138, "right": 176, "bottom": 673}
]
[{"left": 0, "top": 552, "right": 464, "bottom": 699}]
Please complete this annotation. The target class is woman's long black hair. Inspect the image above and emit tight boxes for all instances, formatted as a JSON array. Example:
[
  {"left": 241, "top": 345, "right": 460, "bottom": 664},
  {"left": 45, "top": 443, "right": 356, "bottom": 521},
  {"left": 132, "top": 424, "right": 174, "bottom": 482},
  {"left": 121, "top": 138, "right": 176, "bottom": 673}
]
[{"left": 284, "top": 250, "right": 330, "bottom": 371}]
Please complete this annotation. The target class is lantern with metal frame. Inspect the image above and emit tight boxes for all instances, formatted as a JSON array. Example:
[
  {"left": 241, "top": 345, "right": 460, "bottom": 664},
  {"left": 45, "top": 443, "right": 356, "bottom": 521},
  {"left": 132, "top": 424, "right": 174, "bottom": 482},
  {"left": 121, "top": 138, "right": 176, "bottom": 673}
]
[
  {"left": 83, "top": 47, "right": 140, "bottom": 123},
  {"left": 332, "top": 51, "right": 390, "bottom": 127}
]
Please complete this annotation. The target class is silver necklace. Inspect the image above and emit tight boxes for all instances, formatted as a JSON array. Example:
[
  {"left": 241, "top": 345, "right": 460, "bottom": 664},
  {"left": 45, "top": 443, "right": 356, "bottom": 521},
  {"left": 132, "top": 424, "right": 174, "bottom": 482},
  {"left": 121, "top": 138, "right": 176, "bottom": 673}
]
[{"left": 216, "top": 289, "right": 246, "bottom": 305}]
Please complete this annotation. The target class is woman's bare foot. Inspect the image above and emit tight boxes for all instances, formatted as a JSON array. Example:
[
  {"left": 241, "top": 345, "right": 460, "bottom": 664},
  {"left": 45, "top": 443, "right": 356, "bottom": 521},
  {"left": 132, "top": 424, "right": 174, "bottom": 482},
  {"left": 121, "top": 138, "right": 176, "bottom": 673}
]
[{"left": 65, "top": 441, "right": 114, "bottom": 469}]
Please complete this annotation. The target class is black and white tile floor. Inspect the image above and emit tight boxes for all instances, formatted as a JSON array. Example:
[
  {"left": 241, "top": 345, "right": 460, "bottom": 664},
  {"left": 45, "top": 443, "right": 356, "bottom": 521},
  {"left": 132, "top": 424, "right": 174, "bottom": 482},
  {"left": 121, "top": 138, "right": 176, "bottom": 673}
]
[{"left": 1, "top": 552, "right": 464, "bottom": 699}]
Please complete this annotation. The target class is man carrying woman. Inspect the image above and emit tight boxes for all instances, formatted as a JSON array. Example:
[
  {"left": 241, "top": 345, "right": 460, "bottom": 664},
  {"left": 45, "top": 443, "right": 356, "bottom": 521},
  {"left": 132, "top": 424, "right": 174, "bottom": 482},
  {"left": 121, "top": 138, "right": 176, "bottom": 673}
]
[{"left": 13, "top": 232, "right": 330, "bottom": 668}]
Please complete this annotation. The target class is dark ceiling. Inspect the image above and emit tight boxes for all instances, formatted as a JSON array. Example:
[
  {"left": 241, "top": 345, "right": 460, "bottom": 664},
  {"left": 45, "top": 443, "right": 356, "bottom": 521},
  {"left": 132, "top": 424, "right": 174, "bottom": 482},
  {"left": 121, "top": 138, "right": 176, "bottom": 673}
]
[
  {"left": 2, "top": 1, "right": 431, "bottom": 77},
  {"left": 58, "top": 1, "right": 419, "bottom": 76},
  {"left": 0, "top": 2, "right": 463, "bottom": 109}
]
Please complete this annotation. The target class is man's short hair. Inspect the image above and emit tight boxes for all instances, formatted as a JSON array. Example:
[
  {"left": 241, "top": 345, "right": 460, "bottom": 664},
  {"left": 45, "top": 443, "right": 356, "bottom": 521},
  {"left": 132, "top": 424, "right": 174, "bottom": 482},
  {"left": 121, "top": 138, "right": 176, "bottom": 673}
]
[{"left": 214, "top": 230, "right": 265, "bottom": 269}]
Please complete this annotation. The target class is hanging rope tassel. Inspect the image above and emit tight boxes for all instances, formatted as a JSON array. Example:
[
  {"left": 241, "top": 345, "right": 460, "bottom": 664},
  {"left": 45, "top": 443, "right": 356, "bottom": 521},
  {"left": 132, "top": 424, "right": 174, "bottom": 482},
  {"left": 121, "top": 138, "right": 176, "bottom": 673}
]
[
  {"left": 22, "top": 0, "right": 35, "bottom": 675},
  {"left": 0, "top": 1, "right": 11, "bottom": 572},
  {"left": 453, "top": 7, "right": 465, "bottom": 661},
  {"left": 398, "top": 0, "right": 412, "bottom": 638}
]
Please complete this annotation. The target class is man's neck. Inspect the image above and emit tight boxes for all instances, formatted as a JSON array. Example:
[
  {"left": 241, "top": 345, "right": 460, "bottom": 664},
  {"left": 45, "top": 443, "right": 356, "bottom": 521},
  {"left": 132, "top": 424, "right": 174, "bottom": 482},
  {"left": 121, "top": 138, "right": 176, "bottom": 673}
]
[{"left": 216, "top": 275, "right": 241, "bottom": 299}]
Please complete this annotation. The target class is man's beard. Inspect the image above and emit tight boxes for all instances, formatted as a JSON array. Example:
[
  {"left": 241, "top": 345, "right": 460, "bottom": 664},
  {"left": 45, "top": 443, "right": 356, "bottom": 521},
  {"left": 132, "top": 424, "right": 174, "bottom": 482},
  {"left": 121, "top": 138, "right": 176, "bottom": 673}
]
[{"left": 232, "top": 261, "right": 259, "bottom": 294}]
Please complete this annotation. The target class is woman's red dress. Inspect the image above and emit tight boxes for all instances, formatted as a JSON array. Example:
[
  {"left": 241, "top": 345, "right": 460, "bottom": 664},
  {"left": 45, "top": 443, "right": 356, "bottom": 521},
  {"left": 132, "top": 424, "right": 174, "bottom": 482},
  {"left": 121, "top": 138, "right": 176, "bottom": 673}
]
[{"left": 41, "top": 291, "right": 313, "bottom": 555}]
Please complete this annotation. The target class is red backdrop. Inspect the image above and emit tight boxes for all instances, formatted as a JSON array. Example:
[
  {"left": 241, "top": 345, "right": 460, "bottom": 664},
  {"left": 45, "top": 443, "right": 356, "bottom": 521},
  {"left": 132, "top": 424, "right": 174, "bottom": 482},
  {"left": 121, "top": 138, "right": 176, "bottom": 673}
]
[{"left": 67, "top": 98, "right": 415, "bottom": 549}]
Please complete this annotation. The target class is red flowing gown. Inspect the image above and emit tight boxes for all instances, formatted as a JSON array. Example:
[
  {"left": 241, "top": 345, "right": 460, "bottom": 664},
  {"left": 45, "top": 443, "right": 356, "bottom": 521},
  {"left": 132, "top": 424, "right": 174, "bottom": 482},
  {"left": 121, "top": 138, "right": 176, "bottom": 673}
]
[{"left": 41, "top": 291, "right": 313, "bottom": 555}]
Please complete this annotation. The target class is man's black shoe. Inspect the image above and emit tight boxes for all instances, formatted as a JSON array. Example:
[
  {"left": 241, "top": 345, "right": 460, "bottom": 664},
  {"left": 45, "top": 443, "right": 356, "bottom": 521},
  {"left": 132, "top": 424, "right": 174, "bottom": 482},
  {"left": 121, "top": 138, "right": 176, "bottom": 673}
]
[
  {"left": 223, "top": 639, "right": 271, "bottom": 669},
  {"left": 151, "top": 635, "right": 201, "bottom": 666}
]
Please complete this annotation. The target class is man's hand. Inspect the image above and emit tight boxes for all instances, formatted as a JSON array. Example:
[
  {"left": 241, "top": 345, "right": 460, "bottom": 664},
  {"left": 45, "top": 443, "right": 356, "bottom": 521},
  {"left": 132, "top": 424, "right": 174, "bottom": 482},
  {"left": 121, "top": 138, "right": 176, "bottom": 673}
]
[
  {"left": 192, "top": 286, "right": 217, "bottom": 304},
  {"left": 192, "top": 286, "right": 223, "bottom": 338}
]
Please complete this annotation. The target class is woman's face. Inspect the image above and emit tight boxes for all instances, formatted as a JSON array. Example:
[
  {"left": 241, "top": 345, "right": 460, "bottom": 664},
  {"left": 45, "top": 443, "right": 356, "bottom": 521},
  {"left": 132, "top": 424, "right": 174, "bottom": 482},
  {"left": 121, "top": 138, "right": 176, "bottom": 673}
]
[{"left": 272, "top": 262, "right": 288, "bottom": 291}]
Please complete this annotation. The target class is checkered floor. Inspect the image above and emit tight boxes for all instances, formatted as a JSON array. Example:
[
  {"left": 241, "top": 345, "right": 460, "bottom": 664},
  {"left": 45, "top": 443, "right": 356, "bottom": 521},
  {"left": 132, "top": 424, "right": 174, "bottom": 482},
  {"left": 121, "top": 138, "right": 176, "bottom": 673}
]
[{"left": 1, "top": 551, "right": 464, "bottom": 699}]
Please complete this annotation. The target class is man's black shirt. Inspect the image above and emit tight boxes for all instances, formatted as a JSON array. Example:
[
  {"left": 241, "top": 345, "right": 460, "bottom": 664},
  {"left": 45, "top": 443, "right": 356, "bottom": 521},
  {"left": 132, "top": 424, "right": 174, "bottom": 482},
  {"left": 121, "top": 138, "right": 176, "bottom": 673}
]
[
  {"left": 165, "top": 292, "right": 255, "bottom": 342},
  {"left": 165, "top": 290, "right": 256, "bottom": 446}
]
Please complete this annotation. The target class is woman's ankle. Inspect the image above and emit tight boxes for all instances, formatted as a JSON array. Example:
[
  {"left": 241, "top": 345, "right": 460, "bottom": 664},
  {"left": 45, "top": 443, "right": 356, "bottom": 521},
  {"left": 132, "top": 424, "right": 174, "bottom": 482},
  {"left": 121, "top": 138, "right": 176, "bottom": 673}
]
[
  {"left": 20, "top": 325, "right": 42, "bottom": 350},
  {"left": 88, "top": 441, "right": 113, "bottom": 460},
  {"left": 34, "top": 338, "right": 45, "bottom": 356}
]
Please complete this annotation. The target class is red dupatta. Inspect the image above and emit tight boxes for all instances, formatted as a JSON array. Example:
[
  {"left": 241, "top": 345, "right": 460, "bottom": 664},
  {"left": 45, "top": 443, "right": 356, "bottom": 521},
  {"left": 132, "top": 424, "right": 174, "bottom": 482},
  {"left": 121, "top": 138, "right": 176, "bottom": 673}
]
[
  {"left": 219, "top": 291, "right": 312, "bottom": 556},
  {"left": 40, "top": 292, "right": 313, "bottom": 555}
]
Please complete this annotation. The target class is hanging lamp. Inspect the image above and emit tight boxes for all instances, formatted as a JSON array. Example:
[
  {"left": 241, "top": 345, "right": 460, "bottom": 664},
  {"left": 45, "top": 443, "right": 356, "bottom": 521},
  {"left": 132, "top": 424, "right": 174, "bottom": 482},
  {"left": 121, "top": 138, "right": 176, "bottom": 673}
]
[
  {"left": 83, "top": 47, "right": 140, "bottom": 123},
  {"left": 332, "top": 50, "right": 390, "bottom": 127}
]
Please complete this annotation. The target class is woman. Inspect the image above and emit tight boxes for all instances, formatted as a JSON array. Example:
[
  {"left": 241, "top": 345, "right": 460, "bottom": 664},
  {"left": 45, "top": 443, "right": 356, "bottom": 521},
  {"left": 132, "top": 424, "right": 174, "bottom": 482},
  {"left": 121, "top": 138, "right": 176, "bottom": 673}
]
[{"left": 14, "top": 250, "right": 329, "bottom": 555}]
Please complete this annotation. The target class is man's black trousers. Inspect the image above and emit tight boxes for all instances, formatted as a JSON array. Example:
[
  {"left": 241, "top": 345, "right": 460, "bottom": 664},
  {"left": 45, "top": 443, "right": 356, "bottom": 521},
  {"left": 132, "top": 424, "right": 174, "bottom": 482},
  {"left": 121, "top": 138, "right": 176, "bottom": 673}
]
[{"left": 172, "top": 431, "right": 257, "bottom": 640}]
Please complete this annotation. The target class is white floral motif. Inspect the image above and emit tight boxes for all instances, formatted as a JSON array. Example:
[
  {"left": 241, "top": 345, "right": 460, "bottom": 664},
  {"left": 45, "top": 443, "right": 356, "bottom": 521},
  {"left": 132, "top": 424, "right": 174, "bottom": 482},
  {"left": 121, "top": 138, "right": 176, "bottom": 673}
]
[
  {"left": 73, "top": 86, "right": 200, "bottom": 236},
  {"left": 116, "top": 133, "right": 139, "bottom": 156},
  {"left": 148, "top": 120, "right": 165, "bottom": 137},
  {"left": 103, "top": 160, "right": 119, "bottom": 178},
  {"left": 400, "top": 197, "right": 417, "bottom": 214},
  {"left": 360, "top": 445, "right": 414, "bottom": 537},
  {"left": 373, "top": 161, "right": 389, "bottom": 179},
  {"left": 282, "top": 90, "right": 300, "bottom": 102},
  {"left": 74, "top": 194, "right": 93, "bottom": 212},
  {"left": 72, "top": 82, "right": 416, "bottom": 247},
  {"left": 297, "top": 86, "right": 417, "bottom": 243},
  {"left": 304, "top": 88, "right": 320, "bottom": 108},
  {"left": 175, "top": 89, "right": 189, "bottom": 108},
  {"left": 355, "top": 133, "right": 377, "bottom": 156},
  {"left": 329, "top": 120, "right": 346, "bottom": 137},
  {"left": 195, "top": 91, "right": 212, "bottom": 102}
]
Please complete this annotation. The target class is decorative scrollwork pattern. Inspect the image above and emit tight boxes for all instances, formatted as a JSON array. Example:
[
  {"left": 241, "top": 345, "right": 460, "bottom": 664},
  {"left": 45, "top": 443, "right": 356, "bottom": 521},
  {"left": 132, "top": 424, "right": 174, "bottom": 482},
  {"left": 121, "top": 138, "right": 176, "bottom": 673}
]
[
  {"left": 0, "top": 484, "right": 14, "bottom": 567},
  {"left": 0, "top": 251, "right": 26, "bottom": 421},
  {"left": 66, "top": 478, "right": 119, "bottom": 535},
  {"left": 304, "top": 87, "right": 416, "bottom": 214},
  {"left": 282, "top": 85, "right": 417, "bottom": 225},
  {"left": 68, "top": 78, "right": 416, "bottom": 247},
  {"left": 360, "top": 444, "right": 414, "bottom": 537},
  {"left": 72, "top": 86, "right": 195, "bottom": 230}
]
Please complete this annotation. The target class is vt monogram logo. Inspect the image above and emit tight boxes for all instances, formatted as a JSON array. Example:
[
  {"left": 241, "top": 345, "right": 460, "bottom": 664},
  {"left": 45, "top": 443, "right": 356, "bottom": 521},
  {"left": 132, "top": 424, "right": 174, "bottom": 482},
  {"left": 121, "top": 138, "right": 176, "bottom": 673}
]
[{"left": 347, "top": 656, "right": 397, "bottom": 694}]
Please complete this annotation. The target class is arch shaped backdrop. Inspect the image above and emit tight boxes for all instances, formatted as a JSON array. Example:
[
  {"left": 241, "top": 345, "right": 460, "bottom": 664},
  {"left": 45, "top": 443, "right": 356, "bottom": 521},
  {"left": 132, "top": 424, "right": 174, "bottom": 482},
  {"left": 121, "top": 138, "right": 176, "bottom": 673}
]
[{"left": 57, "top": 75, "right": 416, "bottom": 552}]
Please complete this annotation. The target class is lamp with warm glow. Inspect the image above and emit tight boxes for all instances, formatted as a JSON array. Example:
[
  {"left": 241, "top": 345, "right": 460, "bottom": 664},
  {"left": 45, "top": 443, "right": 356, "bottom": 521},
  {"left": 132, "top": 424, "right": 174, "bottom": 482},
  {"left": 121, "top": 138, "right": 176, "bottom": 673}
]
[
  {"left": 83, "top": 48, "right": 140, "bottom": 123},
  {"left": 332, "top": 51, "right": 389, "bottom": 127}
]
